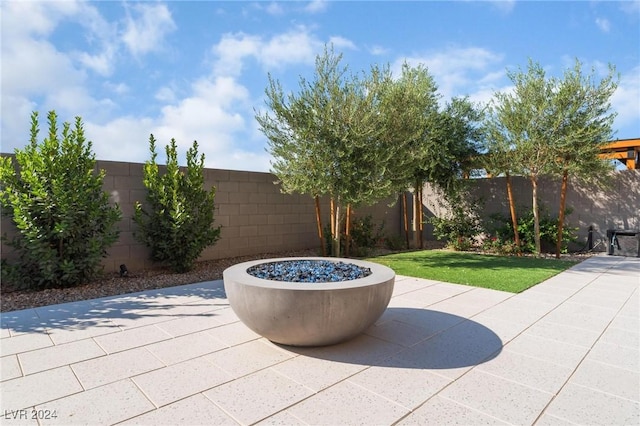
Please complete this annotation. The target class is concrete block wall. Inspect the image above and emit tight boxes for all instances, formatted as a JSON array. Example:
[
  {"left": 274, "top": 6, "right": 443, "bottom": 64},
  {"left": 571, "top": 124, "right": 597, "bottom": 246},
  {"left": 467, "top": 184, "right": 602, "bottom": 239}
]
[
  {"left": 422, "top": 170, "right": 640, "bottom": 251},
  {"left": 2, "top": 155, "right": 637, "bottom": 279},
  {"left": 1, "top": 158, "right": 402, "bottom": 275},
  {"left": 99, "top": 160, "right": 403, "bottom": 273}
]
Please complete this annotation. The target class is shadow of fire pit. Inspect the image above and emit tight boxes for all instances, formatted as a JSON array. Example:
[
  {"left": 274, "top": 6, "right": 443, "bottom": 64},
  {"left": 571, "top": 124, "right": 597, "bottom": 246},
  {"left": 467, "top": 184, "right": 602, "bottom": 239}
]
[{"left": 278, "top": 307, "right": 503, "bottom": 371}]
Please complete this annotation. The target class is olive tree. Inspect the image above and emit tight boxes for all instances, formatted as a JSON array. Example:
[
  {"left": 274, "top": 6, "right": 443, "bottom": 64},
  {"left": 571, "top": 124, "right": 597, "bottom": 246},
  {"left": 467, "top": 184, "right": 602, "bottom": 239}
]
[
  {"left": 408, "top": 95, "right": 484, "bottom": 248},
  {"left": 545, "top": 60, "right": 617, "bottom": 257},
  {"left": 487, "top": 59, "right": 617, "bottom": 256},
  {"left": 256, "top": 46, "right": 399, "bottom": 257},
  {"left": 375, "top": 63, "right": 440, "bottom": 248},
  {"left": 483, "top": 106, "right": 523, "bottom": 253}
]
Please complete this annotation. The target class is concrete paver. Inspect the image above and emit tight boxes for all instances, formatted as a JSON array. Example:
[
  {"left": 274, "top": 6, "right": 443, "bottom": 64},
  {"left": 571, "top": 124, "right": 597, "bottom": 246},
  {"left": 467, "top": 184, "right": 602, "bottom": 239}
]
[
  {"left": 132, "top": 357, "right": 233, "bottom": 407},
  {"left": 438, "top": 369, "right": 554, "bottom": 425},
  {"left": 544, "top": 383, "right": 640, "bottom": 425},
  {"left": 474, "top": 349, "right": 574, "bottom": 394},
  {"left": 71, "top": 346, "right": 165, "bottom": 389},
  {"left": 0, "top": 254, "right": 638, "bottom": 425},
  {"left": 398, "top": 395, "right": 510, "bottom": 425},
  {"left": 570, "top": 359, "right": 640, "bottom": 401},
  {"left": 92, "top": 324, "right": 173, "bottom": 354},
  {"left": 18, "top": 338, "right": 106, "bottom": 375},
  {"left": 120, "top": 393, "right": 237, "bottom": 425},
  {"left": 203, "top": 369, "right": 315, "bottom": 425},
  {"left": 1, "top": 366, "right": 83, "bottom": 411},
  {"left": 347, "top": 365, "right": 451, "bottom": 410},
  {"left": 0, "top": 332, "right": 54, "bottom": 357},
  {"left": 0, "top": 354, "right": 22, "bottom": 382},
  {"left": 35, "top": 379, "right": 155, "bottom": 425},
  {"left": 284, "top": 380, "right": 409, "bottom": 426},
  {"left": 144, "top": 329, "right": 227, "bottom": 365}
]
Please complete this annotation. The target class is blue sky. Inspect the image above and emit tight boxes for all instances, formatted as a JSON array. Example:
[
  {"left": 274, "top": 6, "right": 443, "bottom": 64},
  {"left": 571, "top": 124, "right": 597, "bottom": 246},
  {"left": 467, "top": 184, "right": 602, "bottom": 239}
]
[{"left": 2, "top": 0, "right": 639, "bottom": 172}]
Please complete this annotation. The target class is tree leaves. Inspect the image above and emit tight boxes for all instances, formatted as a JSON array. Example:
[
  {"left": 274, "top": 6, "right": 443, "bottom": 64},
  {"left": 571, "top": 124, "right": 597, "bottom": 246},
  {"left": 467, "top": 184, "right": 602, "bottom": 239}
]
[
  {"left": 0, "top": 111, "right": 121, "bottom": 289},
  {"left": 134, "top": 135, "right": 221, "bottom": 273}
]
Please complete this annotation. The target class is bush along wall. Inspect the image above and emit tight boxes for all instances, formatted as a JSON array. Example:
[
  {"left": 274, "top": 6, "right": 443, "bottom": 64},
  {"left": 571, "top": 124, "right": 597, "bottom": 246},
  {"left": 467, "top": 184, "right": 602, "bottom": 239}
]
[
  {"left": 0, "top": 111, "right": 121, "bottom": 290},
  {"left": 134, "top": 135, "right": 221, "bottom": 273}
]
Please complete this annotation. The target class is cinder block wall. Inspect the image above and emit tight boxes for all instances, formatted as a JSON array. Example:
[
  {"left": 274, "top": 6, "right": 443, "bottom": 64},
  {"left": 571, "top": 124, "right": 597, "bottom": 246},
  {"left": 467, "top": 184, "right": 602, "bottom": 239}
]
[
  {"left": 99, "top": 159, "right": 403, "bottom": 273},
  {"left": 422, "top": 170, "right": 640, "bottom": 251},
  {"left": 2, "top": 156, "right": 637, "bottom": 276},
  {"left": 1, "top": 158, "right": 402, "bottom": 275}
]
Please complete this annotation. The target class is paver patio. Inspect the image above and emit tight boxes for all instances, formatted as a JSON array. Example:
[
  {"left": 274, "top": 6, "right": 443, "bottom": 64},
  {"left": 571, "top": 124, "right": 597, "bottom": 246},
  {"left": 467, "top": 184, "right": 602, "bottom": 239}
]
[{"left": 1, "top": 254, "right": 638, "bottom": 425}]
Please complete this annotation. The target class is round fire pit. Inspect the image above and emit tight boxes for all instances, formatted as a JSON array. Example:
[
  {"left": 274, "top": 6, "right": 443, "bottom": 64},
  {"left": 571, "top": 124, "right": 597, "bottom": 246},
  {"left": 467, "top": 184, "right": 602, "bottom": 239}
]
[{"left": 223, "top": 257, "right": 395, "bottom": 347}]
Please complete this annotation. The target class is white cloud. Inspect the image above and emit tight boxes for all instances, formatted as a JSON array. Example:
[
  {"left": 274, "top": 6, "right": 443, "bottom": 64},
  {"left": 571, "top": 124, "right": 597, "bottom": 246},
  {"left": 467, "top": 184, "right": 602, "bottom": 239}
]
[
  {"left": 595, "top": 17, "right": 610, "bottom": 33},
  {"left": 73, "top": 3, "right": 119, "bottom": 76},
  {"left": 329, "top": 36, "right": 357, "bottom": 51},
  {"left": 121, "top": 3, "right": 176, "bottom": 57},
  {"left": 85, "top": 116, "right": 155, "bottom": 163},
  {"left": 1, "top": 13, "right": 92, "bottom": 152},
  {"left": 83, "top": 76, "right": 273, "bottom": 171},
  {"left": 0, "top": 0, "right": 127, "bottom": 151},
  {"left": 3, "top": 1, "right": 119, "bottom": 77},
  {"left": 304, "top": 0, "right": 328, "bottom": 14},
  {"left": 104, "top": 82, "right": 130, "bottom": 96},
  {"left": 155, "top": 86, "right": 176, "bottom": 103},
  {"left": 467, "top": 70, "right": 510, "bottom": 106},
  {"left": 76, "top": 45, "right": 117, "bottom": 76},
  {"left": 1, "top": 1, "right": 80, "bottom": 37},
  {"left": 611, "top": 66, "right": 640, "bottom": 138},
  {"left": 157, "top": 77, "right": 249, "bottom": 145},
  {"left": 260, "top": 27, "right": 322, "bottom": 68},
  {"left": 368, "top": 45, "right": 389, "bottom": 56},
  {"left": 397, "top": 47, "right": 504, "bottom": 101},
  {"left": 1, "top": 95, "right": 37, "bottom": 152},
  {"left": 213, "top": 32, "right": 261, "bottom": 76},
  {"left": 490, "top": 0, "right": 515, "bottom": 14},
  {"left": 265, "top": 2, "right": 285, "bottom": 16},
  {"left": 212, "top": 26, "right": 322, "bottom": 77},
  {"left": 620, "top": 0, "right": 640, "bottom": 15}
]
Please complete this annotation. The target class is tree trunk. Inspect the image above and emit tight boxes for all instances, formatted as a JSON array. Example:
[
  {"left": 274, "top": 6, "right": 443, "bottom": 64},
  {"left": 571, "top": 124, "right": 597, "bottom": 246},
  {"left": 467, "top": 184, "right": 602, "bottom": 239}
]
[
  {"left": 505, "top": 172, "right": 521, "bottom": 255},
  {"left": 330, "top": 198, "right": 336, "bottom": 256},
  {"left": 413, "top": 180, "right": 421, "bottom": 248},
  {"left": 402, "top": 192, "right": 410, "bottom": 249},
  {"left": 531, "top": 175, "right": 542, "bottom": 256},
  {"left": 418, "top": 185, "right": 424, "bottom": 249},
  {"left": 555, "top": 169, "right": 569, "bottom": 259},
  {"left": 345, "top": 204, "right": 351, "bottom": 257},
  {"left": 331, "top": 199, "right": 341, "bottom": 258},
  {"left": 314, "top": 195, "right": 326, "bottom": 256}
]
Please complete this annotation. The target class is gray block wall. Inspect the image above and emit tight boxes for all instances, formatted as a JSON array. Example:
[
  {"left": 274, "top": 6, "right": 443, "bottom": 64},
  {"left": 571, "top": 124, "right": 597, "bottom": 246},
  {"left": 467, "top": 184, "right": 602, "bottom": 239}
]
[
  {"left": 422, "top": 170, "right": 640, "bottom": 252},
  {"left": 2, "top": 156, "right": 638, "bottom": 277},
  {"left": 1, "top": 159, "right": 402, "bottom": 275}
]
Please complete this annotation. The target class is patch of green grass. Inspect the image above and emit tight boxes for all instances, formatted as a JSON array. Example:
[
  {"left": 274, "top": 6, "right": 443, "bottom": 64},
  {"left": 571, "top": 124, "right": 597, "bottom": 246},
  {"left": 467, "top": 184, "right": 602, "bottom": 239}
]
[{"left": 366, "top": 250, "right": 579, "bottom": 293}]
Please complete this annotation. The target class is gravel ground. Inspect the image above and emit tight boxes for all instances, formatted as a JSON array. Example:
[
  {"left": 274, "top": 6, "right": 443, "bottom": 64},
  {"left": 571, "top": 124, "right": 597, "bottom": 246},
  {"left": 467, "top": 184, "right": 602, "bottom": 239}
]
[{"left": 0, "top": 249, "right": 319, "bottom": 313}]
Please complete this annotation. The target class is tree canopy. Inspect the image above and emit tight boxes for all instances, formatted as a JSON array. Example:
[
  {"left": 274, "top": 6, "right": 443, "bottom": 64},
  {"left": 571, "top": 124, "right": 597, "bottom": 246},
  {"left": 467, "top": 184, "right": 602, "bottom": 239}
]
[
  {"left": 485, "top": 58, "right": 618, "bottom": 255},
  {"left": 256, "top": 45, "right": 486, "bottom": 253},
  {"left": 256, "top": 46, "right": 404, "bottom": 255}
]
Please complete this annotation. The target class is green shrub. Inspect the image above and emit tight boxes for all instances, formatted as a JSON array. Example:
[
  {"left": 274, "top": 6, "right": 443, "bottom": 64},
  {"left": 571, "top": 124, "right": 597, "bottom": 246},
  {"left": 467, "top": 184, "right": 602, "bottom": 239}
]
[
  {"left": 0, "top": 111, "right": 121, "bottom": 290},
  {"left": 323, "top": 215, "right": 386, "bottom": 257},
  {"left": 429, "top": 192, "right": 484, "bottom": 251},
  {"left": 481, "top": 236, "right": 520, "bottom": 256},
  {"left": 349, "top": 215, "right": 385, "bottom": 256},
  {"left": 384, "top": 233, "right": 408, "bottom": 251},
  {"left": 486, "top": 204, "right": 578, "bottom": 254},
  {"left": 134, "top": 135, "right": 221, "bottom": 273}
]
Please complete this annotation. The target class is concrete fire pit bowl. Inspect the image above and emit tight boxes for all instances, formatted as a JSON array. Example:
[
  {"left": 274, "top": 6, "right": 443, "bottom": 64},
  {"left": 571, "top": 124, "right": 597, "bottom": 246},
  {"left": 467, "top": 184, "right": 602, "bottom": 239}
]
[{"left": 223, "top": 257, "right": 395, "bottom": 347}]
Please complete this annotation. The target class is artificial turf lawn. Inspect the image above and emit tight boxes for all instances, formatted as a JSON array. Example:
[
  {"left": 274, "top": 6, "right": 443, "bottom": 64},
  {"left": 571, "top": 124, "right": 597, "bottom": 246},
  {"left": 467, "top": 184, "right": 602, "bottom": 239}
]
[{"left": 366, "top": 249, "right": 579, "bottom": 293}]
